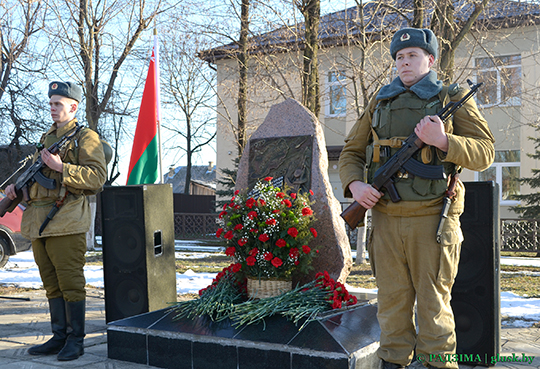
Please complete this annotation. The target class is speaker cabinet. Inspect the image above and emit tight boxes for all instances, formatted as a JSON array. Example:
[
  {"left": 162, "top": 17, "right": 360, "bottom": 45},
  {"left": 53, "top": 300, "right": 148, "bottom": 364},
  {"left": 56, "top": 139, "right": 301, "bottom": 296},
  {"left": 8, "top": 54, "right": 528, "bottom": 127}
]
[
  {"left": 452, "top": 181, "right": 500, "bottom": 366},
  {"left": 101, "top": 184, "right": 177, "bottom": 323}
]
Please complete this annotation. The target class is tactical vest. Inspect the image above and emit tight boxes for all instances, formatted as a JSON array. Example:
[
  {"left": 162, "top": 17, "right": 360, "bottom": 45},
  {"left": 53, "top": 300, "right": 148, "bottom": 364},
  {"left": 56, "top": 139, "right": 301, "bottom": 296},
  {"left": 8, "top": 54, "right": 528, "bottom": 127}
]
[
  {"left": 366, "top": 85, "right": 458, "bottom": 201},
  {"left": 29, "top": 126, "right": 99, "bottom": 204}
]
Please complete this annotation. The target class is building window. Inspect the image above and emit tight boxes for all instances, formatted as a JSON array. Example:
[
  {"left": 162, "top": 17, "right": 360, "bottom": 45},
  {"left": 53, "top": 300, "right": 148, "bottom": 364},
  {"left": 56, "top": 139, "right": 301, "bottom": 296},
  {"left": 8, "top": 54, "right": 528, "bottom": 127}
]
[
  {"left": 475, "top": 55, "right": 521, "bottom": 107},
  {"left": 475, "top": 150, "right": 520, "bottom": 204},
  {"left": 327, "top": 71, "right": 347, "bottom": 117}
]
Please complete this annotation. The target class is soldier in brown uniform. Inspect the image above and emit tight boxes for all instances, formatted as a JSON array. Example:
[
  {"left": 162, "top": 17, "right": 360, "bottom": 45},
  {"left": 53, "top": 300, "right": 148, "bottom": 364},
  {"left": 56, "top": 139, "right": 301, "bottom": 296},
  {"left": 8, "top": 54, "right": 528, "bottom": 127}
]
[
  {"left": 5, "top": 81, "right": 107, "bottom": 361},
  {"left": 339, "top": 29, "right": 494, "bottom": 369}
]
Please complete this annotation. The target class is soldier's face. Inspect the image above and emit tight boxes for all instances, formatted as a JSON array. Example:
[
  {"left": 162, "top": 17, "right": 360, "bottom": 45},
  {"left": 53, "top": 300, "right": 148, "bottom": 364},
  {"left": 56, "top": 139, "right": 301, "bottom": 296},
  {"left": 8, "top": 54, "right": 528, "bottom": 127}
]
[
  {"left": 49, "top": 95, "right": 77, "bottom": 126},
  {"left": 396, "top": 47, "right": 435, "bottom": 87}
]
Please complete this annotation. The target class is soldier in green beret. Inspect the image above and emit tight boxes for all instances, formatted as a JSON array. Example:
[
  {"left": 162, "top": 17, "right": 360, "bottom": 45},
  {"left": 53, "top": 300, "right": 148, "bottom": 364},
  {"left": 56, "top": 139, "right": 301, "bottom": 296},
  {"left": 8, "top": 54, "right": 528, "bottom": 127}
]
[
  {"left": 5, "top": 81, "right": 107, "bottom": 361},
  {"left": 339, "top": 28, "right": 495, "bottom": 369}
]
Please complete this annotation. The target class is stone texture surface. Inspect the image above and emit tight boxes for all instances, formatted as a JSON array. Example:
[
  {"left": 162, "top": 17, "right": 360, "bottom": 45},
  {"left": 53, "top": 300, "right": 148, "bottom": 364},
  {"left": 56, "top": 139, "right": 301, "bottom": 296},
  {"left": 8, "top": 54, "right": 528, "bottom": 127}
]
[{"left": 236, "top": 98, "right": 352, "bottom": 283}]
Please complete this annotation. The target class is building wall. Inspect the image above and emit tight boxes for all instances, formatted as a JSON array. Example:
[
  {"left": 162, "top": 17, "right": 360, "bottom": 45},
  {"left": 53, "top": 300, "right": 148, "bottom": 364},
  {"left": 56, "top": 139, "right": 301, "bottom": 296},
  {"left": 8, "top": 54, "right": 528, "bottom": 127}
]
[{"left": 213, "top": 24, "right": 540, "bottom": 219}]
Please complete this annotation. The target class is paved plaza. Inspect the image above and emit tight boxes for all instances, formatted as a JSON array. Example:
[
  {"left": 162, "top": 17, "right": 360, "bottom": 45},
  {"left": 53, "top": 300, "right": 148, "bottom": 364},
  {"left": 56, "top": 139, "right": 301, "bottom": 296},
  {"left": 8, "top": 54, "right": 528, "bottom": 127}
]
[{"left": 0, "top": 287, "right": 539, "bottom": 368}]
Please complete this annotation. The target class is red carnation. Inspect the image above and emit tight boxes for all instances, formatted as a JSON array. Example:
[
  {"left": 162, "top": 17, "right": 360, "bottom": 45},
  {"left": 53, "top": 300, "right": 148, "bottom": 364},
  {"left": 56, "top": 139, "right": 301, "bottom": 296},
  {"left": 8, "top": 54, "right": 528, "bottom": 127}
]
[
  {"left": 232, "top": 263, "right": 242, "bottom": 273},
  {"left": 265, "top": 218, "right": 277, "bottom": 226},
  {"left": 271, "top": 257, "right": 283, "bottom": 268},
  {"left": 246, "top": 256, "right": 256, "bottom": 266},
  {"left": 258, "top": 233, "right": 270, "bottom": 242},
  {"left": 219, "top": 211, "right": 227, "bottom": 219},
  {"left": 309, "top": 190, "right": 314, "bottom": 195},
  {"left": 289, "top": 248, "right": 299, "bottom": 258},
  {"left": 234, "top": 190, "right": 240, "bottom": 195},
  {"left": 225, "top": 247, "right": 236, "bottom": 256},
  {"left": 276, "top": 192, "right": 285, "bottom": 198},
  {"left": 259, "top": 199, "right": 266, "bottom": 206},
  {"left": 291, "top": 193, "right": 297, "bottom": 199},
  {"left": 248, "top": 211, "right": 258, "bottom": 220},
  {"left": 249, "top": 248, "right": 259, "bottom": 256},
  {"left": 302, "top": 207, "right": 313, "bottom": 216},
  {"left": 310, "top": 228, "right": 318, "bottom": 238},
  {"left": 216, "top": 228, "right": 224, "bottom": 238},
  {"left": 332, "top": 299, "right": 342, "bottom": 309},
  {"left": 302, "top": 245, "right": 311, "bottom": 254},
  {"left": 246, "top": 198, "right": 256, "bottom": 209},
  {"left": 276, "top": 239, "right": 287, "bottom": 248},
  {"left": 272, "top": 209, "right": 280, "bottom": 214},
  {"left": 264, "top": 176, "right": 273, "bottom": 181},
  {"left": 224, "top": 230, "right": 234, "bottom": 240},
  {"left": 287, "top": 227, "right": 298, "bottom": 238},
  {"left": 282, "top": 199, "right": 292, "bottom": 208},
  {"left": 238, "top": 238, "right": 248, "bottom": 246},
  {"left": 264, "top": 252, "right": 273, "bottom": 261},
  {"left": 250, "top": 228, "right": 258, "bottom": 233},
  {"left": 234, "top": 224, "right": 244, "bottom": 231}
]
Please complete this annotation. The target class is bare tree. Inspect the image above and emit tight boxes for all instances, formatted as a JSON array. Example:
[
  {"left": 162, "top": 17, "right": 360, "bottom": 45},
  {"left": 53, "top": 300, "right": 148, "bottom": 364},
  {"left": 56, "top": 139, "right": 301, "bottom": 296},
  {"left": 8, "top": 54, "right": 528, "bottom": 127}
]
[
  {"left": 46, "top": 0, "right": 164, "bottom": 131},
  {"left": 430, "top": 0, "right": 490, "bottom": 83},
  {"left": 296, "top": 0, "right": 320, "bottom": 117},
  {"left": 237, "top": 0, "right": 250, "bottom": 154},
  {"left": 0, "top": 0, "right": 48, "bottom": 165},
  {"left": 161, "top": 30, "right": 217, "bottom": 194}
]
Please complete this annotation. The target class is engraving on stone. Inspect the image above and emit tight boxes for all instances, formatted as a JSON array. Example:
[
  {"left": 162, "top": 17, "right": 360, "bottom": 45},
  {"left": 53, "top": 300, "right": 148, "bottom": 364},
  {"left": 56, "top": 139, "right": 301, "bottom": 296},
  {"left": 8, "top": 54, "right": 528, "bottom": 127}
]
[{"left": 248, "top": 135, "right": 313, "bottom": 194}]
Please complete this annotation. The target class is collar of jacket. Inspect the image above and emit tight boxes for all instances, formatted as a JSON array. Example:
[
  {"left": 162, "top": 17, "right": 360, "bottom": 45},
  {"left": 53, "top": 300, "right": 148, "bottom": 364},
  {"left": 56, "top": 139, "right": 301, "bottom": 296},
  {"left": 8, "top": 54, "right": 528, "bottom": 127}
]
[
  {"left": 376, "top": 70, "right": 443, "bottom": 101},
  {"left": 46, "top": 118, "right": 79, "bottom": 138}
]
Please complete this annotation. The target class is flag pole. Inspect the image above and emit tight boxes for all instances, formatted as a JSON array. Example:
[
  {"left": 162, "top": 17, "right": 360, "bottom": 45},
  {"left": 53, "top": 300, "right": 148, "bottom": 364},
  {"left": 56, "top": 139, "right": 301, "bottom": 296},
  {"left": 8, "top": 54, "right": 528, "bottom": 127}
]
[{"left": 154, "top": 28, "right": 163, "bottom": 184}]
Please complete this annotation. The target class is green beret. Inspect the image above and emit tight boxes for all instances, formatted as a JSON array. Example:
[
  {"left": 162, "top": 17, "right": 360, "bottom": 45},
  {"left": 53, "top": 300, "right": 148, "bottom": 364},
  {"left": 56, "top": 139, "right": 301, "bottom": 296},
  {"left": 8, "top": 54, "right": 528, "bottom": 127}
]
[
  {"left": 390, "top": 28, "right": 438, "bottom": 60},
  {"left": 48, "top": 81, "right": 82, "bottom": 103}
]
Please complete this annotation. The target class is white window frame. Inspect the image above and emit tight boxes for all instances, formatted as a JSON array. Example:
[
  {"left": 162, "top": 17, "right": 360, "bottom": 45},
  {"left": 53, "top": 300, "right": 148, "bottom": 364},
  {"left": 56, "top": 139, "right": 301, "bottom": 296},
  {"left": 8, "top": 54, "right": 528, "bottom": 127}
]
[
  {"left": 326, "top": 70, "right": 347, "bottom": 117},
  {"left": 474, "top": 54, "right": 522, "bottom": 108},
  {"left": 475, "top": 153, "right": 520, "bottom": 206}
]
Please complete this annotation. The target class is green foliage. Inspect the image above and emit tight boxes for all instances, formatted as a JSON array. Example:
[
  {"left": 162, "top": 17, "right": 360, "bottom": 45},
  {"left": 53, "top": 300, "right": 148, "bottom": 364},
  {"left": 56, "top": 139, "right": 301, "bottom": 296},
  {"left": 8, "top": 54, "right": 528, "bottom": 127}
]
[
  {"left": 215, "top": 156, "right": 239, "bottom": 208},
  {"left": 511, "top": 129, "right": 540, "bottom": 218}
]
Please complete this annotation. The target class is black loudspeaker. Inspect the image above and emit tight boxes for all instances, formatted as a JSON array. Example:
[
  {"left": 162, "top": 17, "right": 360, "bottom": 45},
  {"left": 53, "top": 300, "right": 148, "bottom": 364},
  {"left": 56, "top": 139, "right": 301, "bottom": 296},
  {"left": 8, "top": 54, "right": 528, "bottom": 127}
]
[
  {"left": 452, "top": 181, "right": 500, "bottom": 366},
  {"left": 101, "top": 184, "right": 177, "bottom": 323}
]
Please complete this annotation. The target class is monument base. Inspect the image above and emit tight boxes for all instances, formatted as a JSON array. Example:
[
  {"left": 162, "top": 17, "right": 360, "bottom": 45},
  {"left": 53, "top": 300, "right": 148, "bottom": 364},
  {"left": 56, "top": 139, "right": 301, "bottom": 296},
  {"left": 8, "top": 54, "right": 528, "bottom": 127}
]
[{"left": 107, "top": 301, "right": 381, "bottom": 369}]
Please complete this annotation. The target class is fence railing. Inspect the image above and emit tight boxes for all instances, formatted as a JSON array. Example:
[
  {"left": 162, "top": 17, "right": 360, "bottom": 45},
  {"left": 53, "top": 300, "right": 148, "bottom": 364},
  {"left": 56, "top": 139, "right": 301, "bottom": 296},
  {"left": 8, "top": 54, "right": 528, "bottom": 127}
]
[
  {"left": 101, "top": 210, "right": 537, "bottom": 253},
  {"left": 174, "top": 213, "right": 218, "bottom": 239},
  {"left": 501, "top": 218, "right": 540, "bottom": 252}
]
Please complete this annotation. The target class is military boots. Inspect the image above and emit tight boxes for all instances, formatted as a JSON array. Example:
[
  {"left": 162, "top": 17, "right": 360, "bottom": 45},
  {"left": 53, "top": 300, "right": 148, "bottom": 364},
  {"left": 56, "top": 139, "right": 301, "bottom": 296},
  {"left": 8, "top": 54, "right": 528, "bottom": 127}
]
[{"left": 28, "top": 298, "right": 67, "bottom": 355}]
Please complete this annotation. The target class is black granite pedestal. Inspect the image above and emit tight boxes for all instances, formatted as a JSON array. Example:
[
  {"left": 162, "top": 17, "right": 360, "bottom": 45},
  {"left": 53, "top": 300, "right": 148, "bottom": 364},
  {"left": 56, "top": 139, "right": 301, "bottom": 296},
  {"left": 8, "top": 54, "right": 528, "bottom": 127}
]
[{"left": 107, "top": 301, "right": 381, "bottom": 369}]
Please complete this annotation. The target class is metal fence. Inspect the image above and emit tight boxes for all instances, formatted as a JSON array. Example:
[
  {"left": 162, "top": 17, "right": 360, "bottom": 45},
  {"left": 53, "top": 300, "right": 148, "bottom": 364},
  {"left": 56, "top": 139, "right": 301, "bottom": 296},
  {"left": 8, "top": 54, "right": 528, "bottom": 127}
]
[
  {"left": 174, "top": 213, "right": 218, "bottom": 239},
  {"left": 501, "top": 218, "right": 540, "bottom": 252},
  {"left": 107, "top": 210, "right": 539, "bottom": 253}
]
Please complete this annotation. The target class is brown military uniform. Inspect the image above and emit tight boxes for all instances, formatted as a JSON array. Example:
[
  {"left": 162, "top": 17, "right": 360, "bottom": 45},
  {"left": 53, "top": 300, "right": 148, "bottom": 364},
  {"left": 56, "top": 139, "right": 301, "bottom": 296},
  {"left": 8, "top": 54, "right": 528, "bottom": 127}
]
[
  {"left": 339, "top": 75, "right": 494, "bottom": 368},
  {"left": 23, "top": 118, "right": 107, "bottom": 302}
]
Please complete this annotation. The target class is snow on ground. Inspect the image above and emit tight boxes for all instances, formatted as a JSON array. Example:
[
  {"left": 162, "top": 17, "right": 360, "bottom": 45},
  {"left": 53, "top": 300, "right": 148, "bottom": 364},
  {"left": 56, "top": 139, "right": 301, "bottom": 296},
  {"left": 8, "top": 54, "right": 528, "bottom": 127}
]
[{"left": 2, "top": 250, "right": 540, "bottom": 327}]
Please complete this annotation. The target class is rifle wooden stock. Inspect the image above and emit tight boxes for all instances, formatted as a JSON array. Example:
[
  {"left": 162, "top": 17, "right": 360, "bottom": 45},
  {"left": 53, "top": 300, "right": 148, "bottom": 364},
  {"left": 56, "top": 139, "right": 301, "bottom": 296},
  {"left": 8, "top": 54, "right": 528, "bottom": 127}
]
[{"left": 340, "top": 201, "right": 368, "bottom": 229}]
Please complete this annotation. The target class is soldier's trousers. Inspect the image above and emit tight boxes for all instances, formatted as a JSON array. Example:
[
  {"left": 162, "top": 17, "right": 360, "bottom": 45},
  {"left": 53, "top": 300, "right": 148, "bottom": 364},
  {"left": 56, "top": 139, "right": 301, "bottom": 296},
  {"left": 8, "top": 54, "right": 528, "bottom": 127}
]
[
  {"left": 32, "top": 233, "right": 87, "bottom": 302},
  {"left": 368, "top": 209, "right": 462, "bottom": 369}
]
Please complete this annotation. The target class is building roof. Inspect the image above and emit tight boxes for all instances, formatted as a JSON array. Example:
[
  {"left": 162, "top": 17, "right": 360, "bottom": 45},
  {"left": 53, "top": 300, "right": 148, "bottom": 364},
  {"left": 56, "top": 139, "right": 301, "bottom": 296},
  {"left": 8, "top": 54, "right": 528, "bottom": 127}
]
[
  {"left": 200, "top": 0, "right": 540, "bottom": 63},
  {"left": 164, "top": 164, "right": 217, "bottom": 193}
]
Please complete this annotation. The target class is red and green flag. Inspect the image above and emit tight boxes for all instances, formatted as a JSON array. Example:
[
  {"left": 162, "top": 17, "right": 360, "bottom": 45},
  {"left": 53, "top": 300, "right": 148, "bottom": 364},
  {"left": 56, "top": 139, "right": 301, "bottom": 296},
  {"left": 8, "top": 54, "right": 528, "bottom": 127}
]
[{"left": 127, "top": 34, "right": 162, "bottom": 185}]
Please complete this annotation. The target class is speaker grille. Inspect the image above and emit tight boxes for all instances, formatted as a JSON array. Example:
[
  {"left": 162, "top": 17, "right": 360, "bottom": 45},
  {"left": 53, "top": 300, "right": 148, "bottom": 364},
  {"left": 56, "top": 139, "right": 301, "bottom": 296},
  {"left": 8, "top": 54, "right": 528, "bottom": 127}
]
[
  {"left": 101, "top": 185, "right": 177, "bottom": 323},
  {"left": 451, "top": 181, "right": 500, "bottom": 365}
]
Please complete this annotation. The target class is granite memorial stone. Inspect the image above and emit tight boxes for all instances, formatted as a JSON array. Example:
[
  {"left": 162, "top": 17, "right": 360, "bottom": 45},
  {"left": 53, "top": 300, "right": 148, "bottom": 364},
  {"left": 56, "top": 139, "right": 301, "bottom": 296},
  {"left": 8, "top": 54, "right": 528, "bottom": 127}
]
[{"left": 236, "top": 98, "right": 352, "bottom": 283}]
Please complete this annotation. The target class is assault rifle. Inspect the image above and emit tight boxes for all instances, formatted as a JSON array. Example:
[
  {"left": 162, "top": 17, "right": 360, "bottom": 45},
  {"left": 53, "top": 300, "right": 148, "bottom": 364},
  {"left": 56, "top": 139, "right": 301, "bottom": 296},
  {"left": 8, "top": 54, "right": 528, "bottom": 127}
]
[
  {"left": 340, "top": 80, "right": 482, "bottom": 229},
  {"left": 0, "top": 123, "right": 83, "bottom": 217}
]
